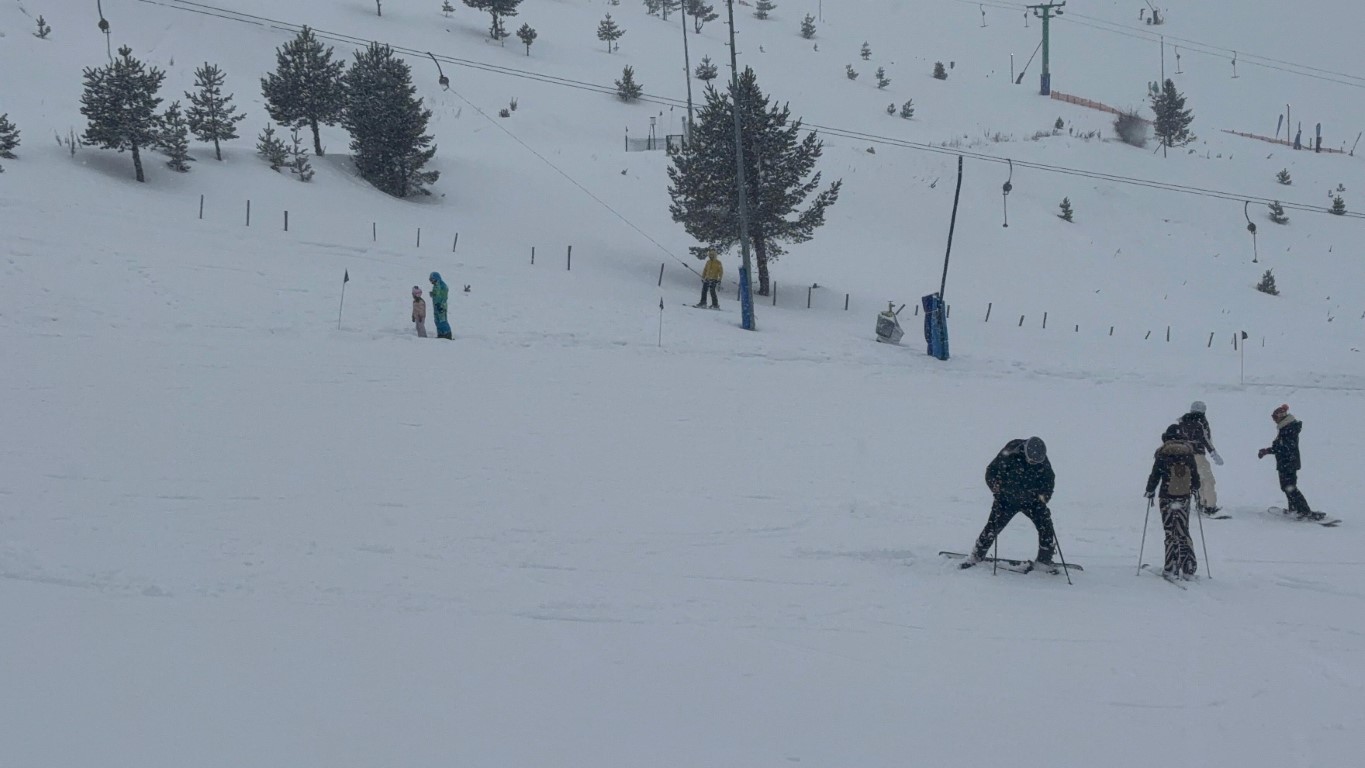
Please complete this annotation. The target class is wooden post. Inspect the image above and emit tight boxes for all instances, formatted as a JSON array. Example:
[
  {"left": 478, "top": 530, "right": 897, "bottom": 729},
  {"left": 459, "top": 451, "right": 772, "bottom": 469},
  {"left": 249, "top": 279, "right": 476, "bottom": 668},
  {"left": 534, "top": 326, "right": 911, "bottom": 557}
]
[
  {"left": 1075, "top": 324, "right": 1079, "bottom": 332},
  {"left": 1208, "top": 332, "right": 1215, "bottom": 348},
  {"left": 1043, "top": 311, "right": 1048, "bottom": 329},
  {"left": 844, "top": 293, "right": 849, "bottom": 311},
  {"left": 567, "top": 245, "right": 572, "bottom": 271},
  {"left": 372, "top": 222, "right": 377, "bottom": 242},
  {"left": 807, "top": 286, "right": 812, "bottom": 308},
  {"left": 1110, "top": 326, "right": 1114, "bottom": 336},
  {"left": 453, "top": 233, "right": 460, "bottom": 253},
  {"left": 284, "top": 210, "right": 289, "bottom": 232},
  {"left": 985, "top": 302, "right": 992, "bottom": 322},
  {"left": 657, "top": 262, "right": 665, "bottom": 286},
  {"left": 772, "top": 282, "right": 777, "bottom": 306},
  {"left": 531, "top": 246, "right": 535, "bottom": 264},
  {"left": 1019, "top": 315, "right": 1025, "bottom": 326},
  {"left": 1166, "top": 326, "right": 1171, "bottom": 342},
  {"left": 246, "top": 199, "right": 251, "bottom": 226},
  {"left": 914, "top": 304, "right": 919, "bottom": 316},
  {"left": 417, "top": 228, "right": 422, "bottom": 248},
  {"left": 1145, "top": 330, "right": 1152, "bottom": 339},
  {"left": 947, "top": 304, "right": 952, "bottom": 318},
  {"left": 199, "top": 194, "right": 204, "bottom": 220}
]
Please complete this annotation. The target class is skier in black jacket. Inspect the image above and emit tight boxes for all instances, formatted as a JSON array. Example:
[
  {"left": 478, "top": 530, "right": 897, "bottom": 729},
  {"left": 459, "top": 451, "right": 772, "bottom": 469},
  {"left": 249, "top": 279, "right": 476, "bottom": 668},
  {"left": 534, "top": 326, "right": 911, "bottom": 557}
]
[
  {"left": 962, "top": 437, "right": 1057, "bottom": 568},
  {"left": 1258, "top": 404, "right": 1321, "bottom": 520},
  {"left": 1178, "top": 401, "right": 1223, "bottom": 516}
]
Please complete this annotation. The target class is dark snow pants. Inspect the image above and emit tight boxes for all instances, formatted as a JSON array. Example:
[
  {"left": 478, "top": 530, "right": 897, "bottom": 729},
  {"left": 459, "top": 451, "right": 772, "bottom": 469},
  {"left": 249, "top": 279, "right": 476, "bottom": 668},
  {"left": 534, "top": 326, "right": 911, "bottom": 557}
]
[
  {"left": 1278, "top": 468, "right": 1313, "bottom": 516},
  {"left": 698, "top": 280, "right": 719, "bottom": 308},
  {"left": 1160, "top": 496, "right": 1197, "bottom": 576},
  {"left": 971, "top": 498, "right": 1056, "bottom": 562}
]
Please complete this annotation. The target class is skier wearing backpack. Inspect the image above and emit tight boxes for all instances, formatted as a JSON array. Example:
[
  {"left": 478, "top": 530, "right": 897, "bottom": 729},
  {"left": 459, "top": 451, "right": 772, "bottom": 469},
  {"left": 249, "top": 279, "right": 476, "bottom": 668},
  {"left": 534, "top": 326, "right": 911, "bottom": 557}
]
[
  {"left": 1145, "top": 424, "right": 1202, "bottom": 579},
  {"left": 961, "top": 437, "right": 1057, "bottom": 569},
  {"left": 1258, "top": 404, "right": 1321, "bottom": 520},
  {"left": 1178, "top": 401, "right": 1224, "bottom": 516}
]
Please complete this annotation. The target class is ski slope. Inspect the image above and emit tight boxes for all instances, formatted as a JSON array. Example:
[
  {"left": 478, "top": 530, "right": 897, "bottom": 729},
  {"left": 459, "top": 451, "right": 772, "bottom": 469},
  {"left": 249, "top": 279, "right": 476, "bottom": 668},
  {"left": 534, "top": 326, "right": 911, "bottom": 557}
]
[{"left": 3, "top": 1, "right": 1365, "bottom": 766}]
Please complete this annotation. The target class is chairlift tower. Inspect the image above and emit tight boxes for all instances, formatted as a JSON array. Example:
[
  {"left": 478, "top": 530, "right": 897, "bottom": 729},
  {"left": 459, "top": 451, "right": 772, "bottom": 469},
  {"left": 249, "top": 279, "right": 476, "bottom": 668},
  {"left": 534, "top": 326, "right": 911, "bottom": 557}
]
[{"left": 1026, "top": 2, "right": 1065, "bottom": 95}]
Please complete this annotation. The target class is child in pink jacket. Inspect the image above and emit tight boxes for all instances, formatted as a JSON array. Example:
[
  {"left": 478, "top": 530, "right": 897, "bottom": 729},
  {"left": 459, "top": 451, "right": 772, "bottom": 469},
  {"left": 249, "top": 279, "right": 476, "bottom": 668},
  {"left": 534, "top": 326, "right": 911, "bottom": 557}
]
[{"left": 411, "top": 286, "right": 428, "bottom": 337}]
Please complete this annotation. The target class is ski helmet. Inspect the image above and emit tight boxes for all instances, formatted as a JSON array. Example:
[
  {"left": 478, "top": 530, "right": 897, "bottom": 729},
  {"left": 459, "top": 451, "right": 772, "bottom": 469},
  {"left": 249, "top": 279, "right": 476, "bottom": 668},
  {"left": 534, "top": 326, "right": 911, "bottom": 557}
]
[
  {"left": 1190, "top": 400, "right": 1207, "bottom": 414},
  {"left": 1024, "top": 436, "right": 1047, "bottom": 464}
]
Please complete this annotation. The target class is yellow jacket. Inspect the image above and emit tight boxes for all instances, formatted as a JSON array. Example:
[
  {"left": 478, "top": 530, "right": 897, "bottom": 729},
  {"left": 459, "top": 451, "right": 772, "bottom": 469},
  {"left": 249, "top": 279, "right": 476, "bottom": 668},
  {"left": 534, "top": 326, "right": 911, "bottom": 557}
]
[{"left": 702, "top": 257, "right": 723, "bottom": 282}]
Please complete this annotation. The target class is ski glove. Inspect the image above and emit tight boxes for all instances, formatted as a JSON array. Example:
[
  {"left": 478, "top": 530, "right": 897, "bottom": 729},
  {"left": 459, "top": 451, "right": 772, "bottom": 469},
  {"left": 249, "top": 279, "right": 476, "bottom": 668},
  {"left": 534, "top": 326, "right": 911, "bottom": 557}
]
[
  {"left": 1144, "top": 491, "right": 1155, "bottom": 500},
  {"left": 1211, "top": 451, "right": 1224, "bottom": 466},
  {"left": 1257, "top": 448, "right": 1269, "bottom": 459}
]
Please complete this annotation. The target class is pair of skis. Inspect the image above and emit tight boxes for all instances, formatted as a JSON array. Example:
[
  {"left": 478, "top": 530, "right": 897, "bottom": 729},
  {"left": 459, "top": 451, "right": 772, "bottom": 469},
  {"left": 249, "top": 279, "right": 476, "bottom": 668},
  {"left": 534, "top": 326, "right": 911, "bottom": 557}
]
[{"left": 938, "top": 551, "right": 1083, "bottom": 575}]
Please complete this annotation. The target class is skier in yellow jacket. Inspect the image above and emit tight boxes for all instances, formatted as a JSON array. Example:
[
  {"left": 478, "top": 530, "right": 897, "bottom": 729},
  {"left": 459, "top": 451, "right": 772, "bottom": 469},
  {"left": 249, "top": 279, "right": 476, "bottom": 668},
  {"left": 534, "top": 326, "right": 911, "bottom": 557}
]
[{"left": 696, "top": 249, "right": 723, "bottom": 309}]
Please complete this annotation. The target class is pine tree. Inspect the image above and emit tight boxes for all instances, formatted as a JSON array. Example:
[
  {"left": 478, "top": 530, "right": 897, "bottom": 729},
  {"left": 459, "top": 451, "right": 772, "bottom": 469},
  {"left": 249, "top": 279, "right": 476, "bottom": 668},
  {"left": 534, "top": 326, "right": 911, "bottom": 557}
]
[
  {"left": 1256, "top": 269, "right": 1279, "bottom": 296},
  {"left": 80, "top": 45, "right": 167, "bottom": 183},
  {"left": 876, "top": 67, "right": 890, "bottom": 89},
  {"left": 1268, "top": 200, "right": 1289, "bottom": 224},
  {"left": 1150, "top": 78, "right": 1195, "bottom": 149},
  {"left": 685, "top": 0, "right": 717, "bottom": 33},
  {"left": 660, "top": 0, "right": 681, "bottom": 21},
  {"left": 1330, "top": 195, "right": 1346, "bottom": 215},
  {"left": 158, "top": 101, "right": 193, "bottom": 172},
  {"left": 667, "top": 68, "right": 842, "bottom": 296},
  {"left": 261, "top": 26, "right": 346, "bottom": 156},
  {"left": 900, "top": 100, "right": 914, "bottom": 119},
  {"left": 643, "top": 0, "right": 663, "bottom": 15},
  {"left": 185, "top": 63, "right": 244, "bottom": 161},
  {"left": 288, "top": 127, "right": 314, "bottom": 182},
  {"left": 442, "top": 1, "right": 455, "bottom": 16},
  {"left": 616, "top": 66, "right": 643, "bottom": 102},
  {"left": 1276, "top": 168, "right": 1292, "bottom": 185},
  {"left": 860, "top": 42, "right": 872, "bottom": 60},
  {"left": 885, "top": 103, "right": 895, "bottom": 116},
  {"left": 1058, "top": 197, "right": 1074, "bottom": 221},
  {"left": 464, "top": 0, "right": 521, "bottom": 42},
  {"left": 256, "top": 124, "right": 289, "bottom": 171},
  {"left": 1054, "top": 116, "right": 1064, "bottom": 131},
  {"left": 597, "top": 14, "right": 624, "bottom": 53},
  {"left": 800, "top": 14, "right": 816, "bottom": 39},
  {"left": 517, "top": 23, "right": 537, "bottom": 55},
  {"left": 695, "top": 55, "right": 718, "bottom": 82},
  {"left": 34, "top": 15, "right": 51, "bottom": 39},
  {"left": 341, "top": 42, "right": 439, "bottom": 197},
  {"left": 754, "top": 0, "right": 776, "bottom": 20},
  {"left": 933, "top": 61, "right": 948, "bottom": 80},
  {"left": 845, "top": 64, "right": 859, "bottom": 80},
  {"left": 0, "top": 113, "right": 19, "bottom": 159}
]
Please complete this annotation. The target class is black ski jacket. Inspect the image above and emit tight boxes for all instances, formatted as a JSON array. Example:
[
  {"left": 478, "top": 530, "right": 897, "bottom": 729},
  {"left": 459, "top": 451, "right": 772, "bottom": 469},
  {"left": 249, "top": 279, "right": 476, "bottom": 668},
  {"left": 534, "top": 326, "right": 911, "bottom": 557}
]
[
  {"left": 1146, "top": 440, "right": 1202, "bottom": 499},
  {"left": 1178, "top": 412, "right": 1215, "bottom": 455},
  {"left": 1270, "top": 419, "right": 1303, "bottom": 472},
  {"left": 985, "top": 439, "right": 1055, "bottom": 506}
]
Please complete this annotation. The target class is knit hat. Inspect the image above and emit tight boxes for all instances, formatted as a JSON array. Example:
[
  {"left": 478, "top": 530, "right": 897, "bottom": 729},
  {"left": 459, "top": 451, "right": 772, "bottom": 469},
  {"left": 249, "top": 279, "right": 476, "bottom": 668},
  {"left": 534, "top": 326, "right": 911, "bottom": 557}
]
[
  {"left": 412, "top": 286, "right": 422, "bottom": 298},
  {"left": 1272, "top": 403, "right": 1290, "bottom": 421},
  {"left": 1162, "top": 424, "right": 1182, "bottom": 442},
  {"left": 1190, "top": 401, "right": 1207, "bottom": 414},
  {"left": 1024, "top": 436, "right": 1047, "bottom": 464}
]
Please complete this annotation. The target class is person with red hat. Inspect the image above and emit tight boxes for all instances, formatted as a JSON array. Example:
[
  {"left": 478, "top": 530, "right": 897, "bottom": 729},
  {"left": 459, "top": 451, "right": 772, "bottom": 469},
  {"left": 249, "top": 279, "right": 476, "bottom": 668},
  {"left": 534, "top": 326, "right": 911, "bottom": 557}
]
[{"left": 1258, "top": 404, "right": 1321, "bottom": 520}]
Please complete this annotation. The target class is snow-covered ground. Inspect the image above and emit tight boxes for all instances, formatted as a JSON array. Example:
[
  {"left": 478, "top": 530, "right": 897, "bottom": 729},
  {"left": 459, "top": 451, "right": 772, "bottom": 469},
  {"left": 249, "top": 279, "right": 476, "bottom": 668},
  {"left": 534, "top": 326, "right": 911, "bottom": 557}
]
[{"left": 3, "top": 1, "right": 1365, "bottom": 766}]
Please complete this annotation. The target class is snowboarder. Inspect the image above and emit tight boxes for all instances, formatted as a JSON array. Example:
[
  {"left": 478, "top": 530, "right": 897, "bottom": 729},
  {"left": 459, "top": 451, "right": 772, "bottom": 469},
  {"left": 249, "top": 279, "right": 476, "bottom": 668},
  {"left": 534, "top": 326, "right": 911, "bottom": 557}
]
[
  {"left": 962, "top": 437, "right": 1057, "bottom": 568},
  {"left": 696, "top": 249, "right": 723, "bottom": 309},
  {"left": 411, "top": 286, "right": 428, "bottom": 338},
  {"left": 429, "top": 271, "right": 452, "bottom": 339},
  {"left": 1145, "top": 424, "right": 1202, "bottom": 578},
  {"left": 1178, "top": 400, "right": 1224, "bottom": 515},
  {"left": 1258, "top": 404, "right": 1321, "bottom": 519}
]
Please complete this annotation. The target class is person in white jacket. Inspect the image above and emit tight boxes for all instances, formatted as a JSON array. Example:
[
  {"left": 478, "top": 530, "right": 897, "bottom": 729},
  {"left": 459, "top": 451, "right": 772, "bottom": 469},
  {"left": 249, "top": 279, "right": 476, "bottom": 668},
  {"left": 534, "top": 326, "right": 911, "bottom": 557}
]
[{"left": 1178, "top": 401, "right": 1224, "bottom": 516}]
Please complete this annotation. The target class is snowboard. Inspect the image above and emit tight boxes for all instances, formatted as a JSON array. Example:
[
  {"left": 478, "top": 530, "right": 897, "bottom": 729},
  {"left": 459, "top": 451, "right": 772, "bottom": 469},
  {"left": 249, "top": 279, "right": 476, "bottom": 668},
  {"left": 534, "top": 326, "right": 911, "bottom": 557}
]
[
  {"left": 1267, "top": 506, "right": 1341, "bottom": 527},
  {"left": 939, "top": 551, "right": 1083, "bottom": 573}
]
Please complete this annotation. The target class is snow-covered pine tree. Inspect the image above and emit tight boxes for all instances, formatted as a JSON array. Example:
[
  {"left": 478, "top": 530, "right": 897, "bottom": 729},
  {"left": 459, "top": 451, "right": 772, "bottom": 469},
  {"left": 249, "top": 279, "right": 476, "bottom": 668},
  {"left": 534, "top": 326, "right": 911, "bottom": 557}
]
[
  {"left": 1058, "top": 197, "right": 1074, "bottom": 221},
  {"left": 0, "top": 113, "right": 19, "bottom": 159},
  {"left": 598, "top": 14, "right": 625, "bottom": 53},
  {"left": 1054, "top": 116, "right": 1064, "bottom": 131},
  {"left": 442, "top": 1, "right": 455, "bottom": 17},
  {"left": 261, "top": 26, "right": 346, "bottom": 156},
  {"left": 1151, "top": 78, "right": 1195, "bottom": 149},
  {"left": 885, "top": 103, "right": 895, "bottom": 115},
  {"left": 464, "top": 0, "right": 521, "bottom": 42},
  {"left": 685, "top": 0, "right": 717, "bottom": 33},
  {"left": 860, "top": 42, "right": 871, "bottom": 60},
  {"left": 1330, "top": 195, "right": 1346, "bottom": 215},
  {"left": 185, "top": 63, "right": 245, "bottom": 161},
  {"left": 643, "top": 0, "right": 663, "bottom": 15},
  {"left": 800, "top": 14, "right": 816, "bottom": 39},
  {"left": 159, "top": 100, "right": 193, "bottom": 172},
  {"left": 616, "top": 66, "right": 643, "bottom": 102},
  {"left": 754, "top": 0, "right": 776, "bottom": 20},
  {"left": 256, "top": 124, "right": 289, "bottom": 171},
  {"left": 34, "top": 15, "right": 51, "bottom": 39},
  {"left": 1256, "top": 269, "right": 1279, "bottom": 295},
  {"left": 1268, "top": 201, "right": 1289, "bottom": 224},
  {"left": 695, "top": 56, "right": 718, "bottom": 81},
  {"left": 876, "top": 67, "right": 890, "bottom": 89},
  {"left": 667, "top": 67, "right": 842, "bottom": 296},
  {"left": 660, "top": 0, "right": 681, "bottom": 21},
  {"left": 845, "top": 64, "right": 859, "bottom": 80},
  {"left": 900, "top": 100, "right": 914, "bottom": 119},
  {"left": 933, "top": 61, "right": 948, "bottom": 79},
  {"left": 80, "top": 45, "right": 166, "bottom": 183},
  {"left": 340, "top": 42, "right": 439, "bottom": 197},
  {"left": 288, "top": 127, "right": 314, "bottom": 182},
  {"left": 1276, "top": 168, "right": 1292, "bottom": 185},
  {"left": 517, "top": 23, "right": 537, "bottom": 55}
]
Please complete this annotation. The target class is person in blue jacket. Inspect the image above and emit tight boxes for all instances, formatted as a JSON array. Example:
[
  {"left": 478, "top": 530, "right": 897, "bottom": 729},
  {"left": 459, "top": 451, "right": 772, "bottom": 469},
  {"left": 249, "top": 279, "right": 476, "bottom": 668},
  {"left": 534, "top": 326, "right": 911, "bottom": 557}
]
[{"left": 429, "top": 272, "right": 452, "bottom": 339}]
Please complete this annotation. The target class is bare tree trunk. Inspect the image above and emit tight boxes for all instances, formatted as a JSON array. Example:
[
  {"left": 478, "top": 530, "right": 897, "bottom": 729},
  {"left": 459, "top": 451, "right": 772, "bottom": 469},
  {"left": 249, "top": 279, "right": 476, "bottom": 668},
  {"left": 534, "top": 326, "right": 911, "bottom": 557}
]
[
  {"left": 131, "top": 141, "right": 145, "bottom": 182},
  {"left": 310, "top": 118, "right": 323, "bottom": 156},
  {"left": 753, "top": 234, "right": 771, "bottom": 296},
  {"left": 213, "top": 135, "right": 222, "bottom": 161}
]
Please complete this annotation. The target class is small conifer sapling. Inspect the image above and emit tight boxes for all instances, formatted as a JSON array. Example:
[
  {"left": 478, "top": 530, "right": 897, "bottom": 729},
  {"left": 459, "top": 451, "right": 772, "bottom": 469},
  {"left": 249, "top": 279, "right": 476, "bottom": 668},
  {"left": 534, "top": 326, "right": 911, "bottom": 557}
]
[
  {"left": 1058, "top": 197, "right": 1074, "bottom": 222},
  {"left": 845, "top": 64, "right": 859, "bottom": 81},
  {"left": 597, "top": 14, "right": 624, "bottom": 53},
  {"left": 517, "top": 24, "right": 537, "bottom": 55},
  {"left": 1268, "top": 201, "right": 1289, "bottom": 224},
  {"left": 34, "top": 15, "right": 52, "bottom": 39},
  {"left": 876, "top": 67, "right": 890, "bottom": 89},
  {"left": 159, "top": 101, "right": 194, "bottom": 172},
  {"left": 288, "top": 127, "right": 314, "bottom": 182},
  {"left": 1330, "top": 195, "right": 1346, "bottom": 215},
  {"left": 933, "top": 62, "right": 948, "bottom": 80},
  {"left": 1276, "top": 168, "right": 1291, "bottom": 185},
  {"left": 860, "top": 42, "right": 871, "bottom": 60},
  {"left": 256, "top": 124, "right": 288, "bottom": 171},
  {"left": 900, "top": 100, "right": 914, "bottom": 119},
  {"left": 1256, "top": 269, "right": 1279, "bottom": 296},
  {"left": 616, "top": 66, "right": 643, "bottom": 102},
  {"left": 800, "top": 14, "right": 816, "bottom": 39},
  {"left": 753, "top": 0, "right": 775, "bottom": 20},
  {"left": 0, "top": 113, "right": 20, "bottom": 160}
]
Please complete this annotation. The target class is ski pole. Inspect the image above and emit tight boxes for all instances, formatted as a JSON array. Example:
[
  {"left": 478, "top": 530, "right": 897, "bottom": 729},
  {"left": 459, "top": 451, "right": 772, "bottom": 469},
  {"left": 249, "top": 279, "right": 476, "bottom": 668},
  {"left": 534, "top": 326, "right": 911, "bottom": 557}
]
[
  {"left": 1193, "top": 497, "right": 1212, "bottom": 579},
  {"left": 992, "top": 528, "right": 1000, "bottom": 576},
  {"left": 1137, "top": 497, "right": 1153, "bottom": 575},
  {"left": 1050, "top": 512, "right": 1073, "bottom": 586}
]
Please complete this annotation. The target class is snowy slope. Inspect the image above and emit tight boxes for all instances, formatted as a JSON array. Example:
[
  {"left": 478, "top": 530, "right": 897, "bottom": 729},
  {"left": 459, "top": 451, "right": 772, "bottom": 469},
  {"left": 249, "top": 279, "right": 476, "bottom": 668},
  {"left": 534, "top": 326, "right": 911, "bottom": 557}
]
[{"left": 3, "top": 1, "right": 1365, "bottom": 767}]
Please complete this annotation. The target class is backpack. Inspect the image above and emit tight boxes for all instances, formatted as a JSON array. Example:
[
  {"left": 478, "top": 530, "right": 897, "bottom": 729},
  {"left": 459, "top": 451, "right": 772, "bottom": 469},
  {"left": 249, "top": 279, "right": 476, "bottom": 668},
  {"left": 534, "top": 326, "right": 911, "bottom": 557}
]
[{"left": 1167, "top": 458, "right": 1193, "bottom": 496}]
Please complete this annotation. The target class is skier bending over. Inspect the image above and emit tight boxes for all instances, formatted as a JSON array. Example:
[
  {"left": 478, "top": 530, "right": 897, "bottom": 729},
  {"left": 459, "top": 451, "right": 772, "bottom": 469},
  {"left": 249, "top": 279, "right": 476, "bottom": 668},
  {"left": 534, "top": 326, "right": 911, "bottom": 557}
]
[
  {"left": 962, "top": 436, "right": 1056, "bottom": 569},
  {"left": 1178, "top": 400, "right": 1224, "bottom": 516},
  {"left": 1145, "top": 425, "right": 1202, "bottom": 579},
  {"left": 429, "top": 271, "right": 452, "bottom": 340},
  {"left": 1258, "top": 404, "right": 1321, "bottom": 520}
]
